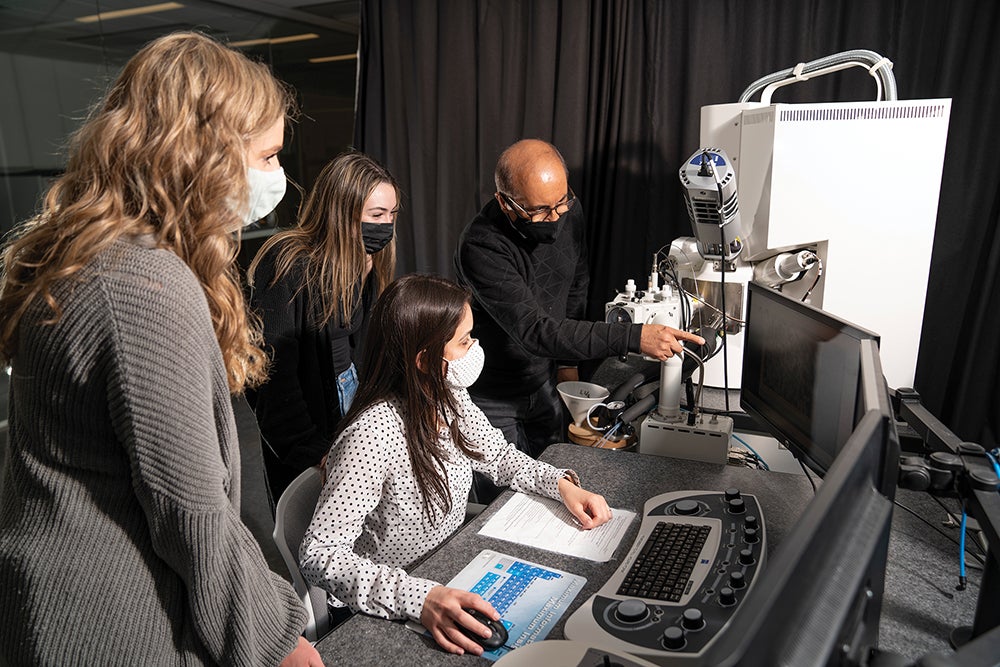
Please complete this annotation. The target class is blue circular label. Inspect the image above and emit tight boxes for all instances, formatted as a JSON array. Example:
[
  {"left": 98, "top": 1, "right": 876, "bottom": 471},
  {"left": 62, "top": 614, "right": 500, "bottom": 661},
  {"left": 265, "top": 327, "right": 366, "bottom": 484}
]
[{"left": 689, "top": 151, "right": 727, "bottom": 167}]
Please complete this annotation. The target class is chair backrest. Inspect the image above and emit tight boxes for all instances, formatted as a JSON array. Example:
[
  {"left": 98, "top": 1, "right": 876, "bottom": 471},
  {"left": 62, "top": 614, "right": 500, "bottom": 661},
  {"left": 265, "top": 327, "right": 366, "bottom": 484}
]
[{"left": 272, "top": 466, "right": 330, "bottom": 642}]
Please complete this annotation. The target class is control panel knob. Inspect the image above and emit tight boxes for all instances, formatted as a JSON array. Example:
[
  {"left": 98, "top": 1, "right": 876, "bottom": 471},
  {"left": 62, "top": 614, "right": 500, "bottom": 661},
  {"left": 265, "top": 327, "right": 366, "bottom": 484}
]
[
  {"left": 739, "top": 548, "right": 755, "bottom": 566},
  {"left": 728, "top": 498, "right": 746, "bottom": 514},
  {"left": 744, "top": 527, "right": 759, "bottom": 543},
  {"left": 724, "top": 488, "right": 741, "bottom": 501},
  {"left": 745, "top": 515, "right": 758, "bottom": 530},
  {"left": 662, "top": 625, "right": 686, "bottom": 650},
  {"left": 719, "top": 586, "right": 736, "bottom": 606},
  {"left": 615, "top": 599, "right": 649, "bottom": 623},
  {"left": 674, "top": 499, "right": 700, "bottom": 515},
  {"left": 729, "top": 571, "right": 746, "bottom": 589},
  {"left": 681, "top": 608, "right": 705, "bottom": 631}
]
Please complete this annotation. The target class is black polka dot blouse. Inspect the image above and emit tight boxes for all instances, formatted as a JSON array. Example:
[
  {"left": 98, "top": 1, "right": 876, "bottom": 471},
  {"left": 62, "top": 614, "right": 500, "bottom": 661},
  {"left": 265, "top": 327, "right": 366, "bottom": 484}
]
[{"left": 298, "top": 387, "right": 574, "bottom": 622}]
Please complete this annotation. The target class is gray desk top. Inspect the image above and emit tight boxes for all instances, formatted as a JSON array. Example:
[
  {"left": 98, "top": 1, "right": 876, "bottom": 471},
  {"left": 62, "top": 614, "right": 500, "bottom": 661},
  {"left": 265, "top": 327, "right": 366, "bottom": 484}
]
[{"left": 315, "top": 443, "right": 815, "bottom": 666}]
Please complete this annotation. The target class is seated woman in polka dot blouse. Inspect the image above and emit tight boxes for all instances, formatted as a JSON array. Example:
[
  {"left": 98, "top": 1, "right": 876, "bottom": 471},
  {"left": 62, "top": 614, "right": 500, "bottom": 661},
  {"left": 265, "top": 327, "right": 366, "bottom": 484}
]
[{"left": 300, "top": 273, "right": 612, "bottom": 656}]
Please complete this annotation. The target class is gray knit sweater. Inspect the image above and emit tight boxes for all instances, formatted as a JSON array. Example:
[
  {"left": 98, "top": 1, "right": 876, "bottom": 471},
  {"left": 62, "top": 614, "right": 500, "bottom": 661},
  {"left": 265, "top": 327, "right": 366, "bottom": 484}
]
[{"left": 0, "top": 239, "right": 306, "bottom": 665}]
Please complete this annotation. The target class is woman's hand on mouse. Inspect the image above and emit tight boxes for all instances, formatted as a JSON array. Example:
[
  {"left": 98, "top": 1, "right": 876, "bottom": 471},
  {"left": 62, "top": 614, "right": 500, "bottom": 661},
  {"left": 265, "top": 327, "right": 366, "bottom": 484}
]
[
  {"left": 421, "top": 586, "right": 498, "bottom": 656},
  {"left": 558, "top": 477, "right": 613, "bottom": 530}
]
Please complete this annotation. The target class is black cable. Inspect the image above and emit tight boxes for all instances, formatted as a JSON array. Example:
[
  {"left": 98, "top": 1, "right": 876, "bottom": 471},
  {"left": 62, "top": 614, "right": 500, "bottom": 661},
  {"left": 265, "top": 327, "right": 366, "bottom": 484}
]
[
  {"left": 893, "top": 499, "right": 986, "bottom": 568},
  {"left": 715, "top": 175, "right": 730, "bottom": 412},
  {"left": 930, "top": 496, "right": 988, "bottom": 558},
  {"left": 798, "top": 459, "right": 817, "bottom": 492},
  {"left": 801, "top": 256, "right": 824, "bottom": 303},
  {"left": 94, "top": 0, "right": 111, "bottom": 78}
]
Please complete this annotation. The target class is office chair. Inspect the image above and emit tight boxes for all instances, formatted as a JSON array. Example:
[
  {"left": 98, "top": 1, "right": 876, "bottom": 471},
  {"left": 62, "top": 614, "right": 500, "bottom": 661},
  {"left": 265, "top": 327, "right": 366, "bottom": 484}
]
[{"left": 272, "top": 466, "right": 331, "bottom": 642}]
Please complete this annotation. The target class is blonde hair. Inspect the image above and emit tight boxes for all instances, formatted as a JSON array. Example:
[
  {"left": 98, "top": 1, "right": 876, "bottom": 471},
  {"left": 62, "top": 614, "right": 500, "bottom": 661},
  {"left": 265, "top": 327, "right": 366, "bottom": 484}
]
[
  {"left": 249, "top": 151, "right": 398, "bottom": 327},
  {"left": 0, "top": 31, "right": 296, "bottom": 392}
]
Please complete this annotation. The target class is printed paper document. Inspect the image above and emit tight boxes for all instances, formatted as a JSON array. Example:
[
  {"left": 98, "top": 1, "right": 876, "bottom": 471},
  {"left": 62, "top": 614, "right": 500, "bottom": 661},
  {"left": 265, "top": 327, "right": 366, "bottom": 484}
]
[{"left": 478, "top": 493, "right": 635, "bottom": 562}]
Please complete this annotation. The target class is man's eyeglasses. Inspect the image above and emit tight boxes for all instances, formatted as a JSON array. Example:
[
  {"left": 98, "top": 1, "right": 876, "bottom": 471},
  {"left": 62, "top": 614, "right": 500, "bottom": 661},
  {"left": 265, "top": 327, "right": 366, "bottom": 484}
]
[{"left": 499, "top": 189, "right": 576, "bottom": 223}]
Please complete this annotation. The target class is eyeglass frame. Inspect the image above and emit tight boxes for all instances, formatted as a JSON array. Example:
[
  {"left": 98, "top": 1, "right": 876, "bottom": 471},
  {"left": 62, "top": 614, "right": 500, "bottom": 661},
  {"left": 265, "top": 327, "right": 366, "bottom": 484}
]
[{"left": 498, "top": 188, "right": 577, "bottom": 223}]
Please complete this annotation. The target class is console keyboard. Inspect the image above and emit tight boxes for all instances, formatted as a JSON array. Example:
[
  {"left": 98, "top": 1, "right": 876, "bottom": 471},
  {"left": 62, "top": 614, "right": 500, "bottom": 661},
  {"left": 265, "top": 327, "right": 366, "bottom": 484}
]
[
  {"left": 619, "top": 522, "right": 712, "bottom": 602},
  {"left": 564, "top": 489, "right": 766, "bottom": 663}
]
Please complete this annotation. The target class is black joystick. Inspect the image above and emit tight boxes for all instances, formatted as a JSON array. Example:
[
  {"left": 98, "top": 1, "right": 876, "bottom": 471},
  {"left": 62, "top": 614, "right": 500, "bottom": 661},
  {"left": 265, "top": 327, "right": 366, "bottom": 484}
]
[
  {"left": 674, "top": 499, "right": 700, "bottom": 515},
  {"left": 719, "top": 586, "right": 737, "bottom": 606},
  {"left": 724, "top": 488, "right": 741, "bottom": 501},
  {"left": 739, "top": 548, "right": 755, "bottom": 566},
  {"left": 745, "top": 515, "right": 758, "bottom": 530},
  {"left": 728, "top": 498, "right": 746, "bottom": 514},
  {"left": 681, "top": 608, "right": 705, "bottom": 631},
  {"left": 744, "top": 527, "right": 759, "bottom": 543},
  {"left": 615, "top": 599, "right": 649, "bottom": 623},
  {"left": 593, "top": 655, "right": 625, "bottom": 667},
  {"left": 730, "top": 571, "right": 746, "bottom": 589},
  {"left": 662, "top": 626, "right": 686, "bottom": 650}
]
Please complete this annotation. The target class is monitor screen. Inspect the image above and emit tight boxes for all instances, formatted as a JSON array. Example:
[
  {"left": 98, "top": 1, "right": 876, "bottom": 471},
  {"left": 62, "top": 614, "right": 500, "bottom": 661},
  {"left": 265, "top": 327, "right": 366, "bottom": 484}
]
[
  {"left": 704, "top": 317, "right": 901, "bottom": 666},
  {"left": 741, "top": 282, "right": 880, "bottom": 475}
]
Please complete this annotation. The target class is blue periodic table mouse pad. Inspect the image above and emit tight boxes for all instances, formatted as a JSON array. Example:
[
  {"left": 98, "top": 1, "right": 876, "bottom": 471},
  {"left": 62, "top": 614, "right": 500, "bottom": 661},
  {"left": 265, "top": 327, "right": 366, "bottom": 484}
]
[{"left": 446, "top": 549, "right": 586, "bottom": 661}]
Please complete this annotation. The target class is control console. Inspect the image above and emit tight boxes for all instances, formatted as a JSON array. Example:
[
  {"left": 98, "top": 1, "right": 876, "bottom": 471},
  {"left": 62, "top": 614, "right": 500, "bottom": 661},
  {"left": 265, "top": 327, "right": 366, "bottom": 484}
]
[{"left": 564, "top": 489, "right": 765, "bottom": 663}]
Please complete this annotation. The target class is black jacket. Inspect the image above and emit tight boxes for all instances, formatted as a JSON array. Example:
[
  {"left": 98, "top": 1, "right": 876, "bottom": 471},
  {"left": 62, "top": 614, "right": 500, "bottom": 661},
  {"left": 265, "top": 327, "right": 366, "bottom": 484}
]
[
  {"left": 246, "top": 242, "right": 371, "bottom": 496},
  {"left": 455, "top": 198, "right": 642, "bottom": 398}
]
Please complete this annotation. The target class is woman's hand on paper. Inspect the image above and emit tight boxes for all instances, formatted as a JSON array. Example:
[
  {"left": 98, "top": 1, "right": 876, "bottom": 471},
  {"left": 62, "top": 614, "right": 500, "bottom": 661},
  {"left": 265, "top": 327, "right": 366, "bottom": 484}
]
[{"left": 558, "top": 478, "right": 612, "bottom": 530}]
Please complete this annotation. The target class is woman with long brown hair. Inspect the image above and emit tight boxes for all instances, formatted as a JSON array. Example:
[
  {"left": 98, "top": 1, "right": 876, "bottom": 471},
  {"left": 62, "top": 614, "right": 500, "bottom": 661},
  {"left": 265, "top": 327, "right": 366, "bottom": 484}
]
[
  {"left": 247, "top": 151, "right": 398, "bottom": 505},
  {"left": 0, "top": 32, "right": 321, "bottom": 665},
  {"left": 299, "top": 274, "right": 611, "bottom": 656}
]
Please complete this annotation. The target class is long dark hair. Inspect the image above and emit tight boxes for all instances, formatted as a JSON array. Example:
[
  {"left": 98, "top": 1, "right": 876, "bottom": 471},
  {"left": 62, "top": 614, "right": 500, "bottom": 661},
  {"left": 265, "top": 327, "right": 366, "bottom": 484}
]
[
  {"left": 248, "top": 151, "right": 398, "bottom": 327},
  {"left": 336, "top": 274, "right": 483, "bottom": 519}
]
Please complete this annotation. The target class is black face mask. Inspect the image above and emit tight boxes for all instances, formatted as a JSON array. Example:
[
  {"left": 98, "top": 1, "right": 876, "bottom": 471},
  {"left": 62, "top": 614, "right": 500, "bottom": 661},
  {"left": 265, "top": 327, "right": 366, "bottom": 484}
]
[
  {"left": 361, "top": 222, "right": 394, "bottom": 254},
  {"left": 509, "top": 216, "right": 564, "bottom": 244}
]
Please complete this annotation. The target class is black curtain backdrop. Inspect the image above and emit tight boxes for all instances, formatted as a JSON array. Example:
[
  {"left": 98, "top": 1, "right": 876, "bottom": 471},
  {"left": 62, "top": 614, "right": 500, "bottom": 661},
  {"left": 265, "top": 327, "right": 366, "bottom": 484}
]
[{"left": 355, "top": 0, "right": 1000, "bottom": 449}]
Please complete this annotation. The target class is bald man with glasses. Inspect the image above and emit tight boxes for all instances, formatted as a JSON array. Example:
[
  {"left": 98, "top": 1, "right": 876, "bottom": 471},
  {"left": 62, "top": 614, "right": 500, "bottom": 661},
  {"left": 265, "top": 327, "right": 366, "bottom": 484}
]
[{"left": 455, "top": 139, "right": 702, "bottom": 484}]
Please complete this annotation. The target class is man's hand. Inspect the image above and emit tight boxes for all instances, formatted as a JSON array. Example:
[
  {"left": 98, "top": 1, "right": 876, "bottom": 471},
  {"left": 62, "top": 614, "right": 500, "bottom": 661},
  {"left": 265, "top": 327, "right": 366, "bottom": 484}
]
[
  {"left": 420, "top": 587, "right": 500, "bottom": 656},
  {"left": 639, "top": 325, "right": 706, "bottom": 360},
  {"left": 557, "top": 477, "right": 612, "bottom": 529}
]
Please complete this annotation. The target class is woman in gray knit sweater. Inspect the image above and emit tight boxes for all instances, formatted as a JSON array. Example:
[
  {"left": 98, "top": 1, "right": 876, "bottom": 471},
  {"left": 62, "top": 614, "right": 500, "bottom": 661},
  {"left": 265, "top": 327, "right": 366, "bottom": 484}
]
[{"left": 0, "top": 33, "right": 322, "bottom": 666}]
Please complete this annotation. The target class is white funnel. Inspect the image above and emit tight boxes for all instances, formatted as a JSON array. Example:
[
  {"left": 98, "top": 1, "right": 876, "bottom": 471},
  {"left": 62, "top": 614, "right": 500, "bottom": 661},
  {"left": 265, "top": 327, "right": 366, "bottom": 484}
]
[{"left": 557, "top": 381, "right": 609, "bottom": 426}]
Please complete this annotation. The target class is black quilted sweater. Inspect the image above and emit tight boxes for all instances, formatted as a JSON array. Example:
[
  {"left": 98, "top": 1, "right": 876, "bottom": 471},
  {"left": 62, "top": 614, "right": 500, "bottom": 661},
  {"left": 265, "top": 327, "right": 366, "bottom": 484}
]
[{"left": 455, "top": 198, "right": 642, "bottom": 398}]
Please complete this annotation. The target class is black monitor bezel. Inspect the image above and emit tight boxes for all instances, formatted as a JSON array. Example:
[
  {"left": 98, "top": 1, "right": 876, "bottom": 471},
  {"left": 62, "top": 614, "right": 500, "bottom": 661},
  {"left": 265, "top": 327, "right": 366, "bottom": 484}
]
[
  {"left": 704, "top": 407, "right": 897, "bottom": 666},
  {"left": 741, "top": 282, "right": 881, "bottom": 476}
]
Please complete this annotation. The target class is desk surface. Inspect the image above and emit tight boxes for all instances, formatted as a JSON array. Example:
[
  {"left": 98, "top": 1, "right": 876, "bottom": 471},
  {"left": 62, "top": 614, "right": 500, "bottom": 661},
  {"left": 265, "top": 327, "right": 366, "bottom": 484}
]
[{"left": 315, "top": 443, "right": 815, "bottom": 666}]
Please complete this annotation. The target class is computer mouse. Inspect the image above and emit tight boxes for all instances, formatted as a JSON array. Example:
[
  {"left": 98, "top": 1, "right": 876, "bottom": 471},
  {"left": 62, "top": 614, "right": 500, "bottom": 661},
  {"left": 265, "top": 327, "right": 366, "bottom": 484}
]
[{"left": 459, "top": 608, "right": 508, "bottom": 651}]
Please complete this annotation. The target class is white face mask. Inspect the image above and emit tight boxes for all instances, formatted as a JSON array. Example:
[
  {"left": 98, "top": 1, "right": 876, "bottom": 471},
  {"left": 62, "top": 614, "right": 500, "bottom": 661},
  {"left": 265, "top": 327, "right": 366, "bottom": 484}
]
[
  {"left": 243, "top": 166, "right": 286, "bottom": 226},
  {"left": 444, "top": 339, "right": 484, "bottom": 389}
]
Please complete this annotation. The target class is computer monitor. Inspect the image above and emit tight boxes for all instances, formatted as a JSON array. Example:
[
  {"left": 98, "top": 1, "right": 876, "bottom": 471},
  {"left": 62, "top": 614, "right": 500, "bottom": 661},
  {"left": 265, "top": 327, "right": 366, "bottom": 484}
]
[
  {"left": 741, "top": 281, "right": 881, "bottom": 475},
  {"left": 705, "top": 336, "right": 901, "bottom": 666}
]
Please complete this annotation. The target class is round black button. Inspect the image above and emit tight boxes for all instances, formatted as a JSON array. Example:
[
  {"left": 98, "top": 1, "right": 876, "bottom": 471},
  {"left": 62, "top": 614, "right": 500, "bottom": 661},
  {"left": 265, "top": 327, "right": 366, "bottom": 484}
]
[
  {"left": 730, "top": 571, "right": 746, "bottom": 589},
  {"left": 662, "top": 626, "right": 686, "bottom": 650},
  {"left": 724, "top": 488, "right": 741, "bottom": 501},
  {"left": 744, "top": 527, "right": 759, "bottom": 543},
  {"left": 739, "top": 548, "right": 755, "bottom": 566},
  {"left": 719, "top": 586, "right": 737, "bottom": 606},
  {"left": 674, "top": 499, "right": 700, "bottom": 515},
  {"left": 615, "top": 599, "right": 649, "bottom": 623},
  {"left": 728, "top": 498, "right": 746, "bottom": 514},
  {"left": 745, "top": 515, "right": 758, "bottom": 529},
  {"left": 681, "top": 608, "right": 705, "bottom": 631}
]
